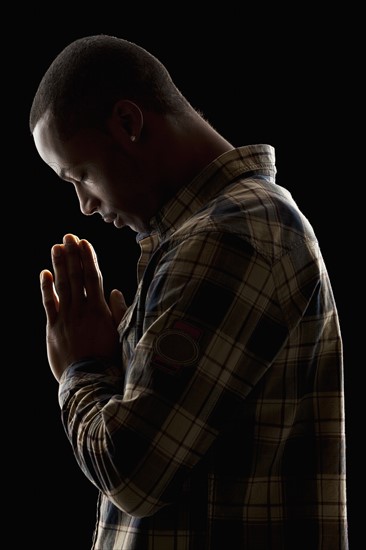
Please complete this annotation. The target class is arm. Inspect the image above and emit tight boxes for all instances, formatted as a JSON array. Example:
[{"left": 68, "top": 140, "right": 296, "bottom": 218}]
[{"left": 52, "top": 231, "right": 290, "bottom": 517}]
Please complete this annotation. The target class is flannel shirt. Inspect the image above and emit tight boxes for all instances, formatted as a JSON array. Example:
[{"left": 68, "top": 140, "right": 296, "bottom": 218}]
[{"left": 59, "top": 144, "right": 348, "bottom": 549}]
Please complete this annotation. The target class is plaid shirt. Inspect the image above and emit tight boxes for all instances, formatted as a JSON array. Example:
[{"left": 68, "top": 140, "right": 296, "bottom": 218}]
[{"left": 59, "top": 145, "right": 348, "bottom": 549}]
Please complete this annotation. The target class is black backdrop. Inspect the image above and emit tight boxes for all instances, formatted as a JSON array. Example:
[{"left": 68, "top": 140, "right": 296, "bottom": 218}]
[{"left": 14, "top": 8, "right": 357, "bottom": 548}]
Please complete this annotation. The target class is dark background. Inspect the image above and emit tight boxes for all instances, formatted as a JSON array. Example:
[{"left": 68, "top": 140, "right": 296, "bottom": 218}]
[{"left": 14, "top": 7, "right": 358, "bottom": 548}]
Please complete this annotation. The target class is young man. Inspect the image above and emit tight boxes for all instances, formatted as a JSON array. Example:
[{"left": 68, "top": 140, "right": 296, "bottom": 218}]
[{"left": 30, "top": 34, "right": 348, "bottom": 549}]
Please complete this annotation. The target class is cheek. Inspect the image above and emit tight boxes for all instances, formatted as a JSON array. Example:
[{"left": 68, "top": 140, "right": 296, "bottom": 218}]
[{"left": 97, "top": 153, "right": 143, "bottom": 209}]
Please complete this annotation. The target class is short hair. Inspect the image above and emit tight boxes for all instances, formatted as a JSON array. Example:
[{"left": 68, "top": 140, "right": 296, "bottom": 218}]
[{"left": 29, "top": 34, "right": 192, "bottom": 140}]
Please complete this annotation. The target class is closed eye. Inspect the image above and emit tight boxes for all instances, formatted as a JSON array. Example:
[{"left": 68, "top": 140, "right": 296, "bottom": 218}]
[{"left": 59, "top": 167, "right": 88, "bottom": 185}]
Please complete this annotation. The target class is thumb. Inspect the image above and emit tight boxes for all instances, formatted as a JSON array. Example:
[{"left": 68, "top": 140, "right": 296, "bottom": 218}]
[{"left": 109, "top": 289, "right": 128, "bottom": 326}]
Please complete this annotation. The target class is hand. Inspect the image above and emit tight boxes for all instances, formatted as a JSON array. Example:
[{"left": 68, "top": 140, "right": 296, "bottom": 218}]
[{"left": 40, "top": 233, "right": 127, "bottom": 381}]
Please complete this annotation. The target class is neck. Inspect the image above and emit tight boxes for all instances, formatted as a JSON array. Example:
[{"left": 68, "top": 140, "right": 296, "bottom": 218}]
[
  {"left": 134, "top": 109, "right": 234, "bottom": 226},
  {"left": 160, "top": 110, "right": 234, "bottom": 193}
]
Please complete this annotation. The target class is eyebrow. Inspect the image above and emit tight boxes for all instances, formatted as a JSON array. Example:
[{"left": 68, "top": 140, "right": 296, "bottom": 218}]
[{"left": 59, "top": 168, "right": 76, "bottom": 182}]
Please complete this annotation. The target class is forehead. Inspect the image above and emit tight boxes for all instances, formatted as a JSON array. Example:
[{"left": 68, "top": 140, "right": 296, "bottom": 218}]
[
  {"left": 33, "top": 112, "right": 107, "bottom": 180},
  {"left": 32, "top": 112, "right": 70, "bottom": 177}
]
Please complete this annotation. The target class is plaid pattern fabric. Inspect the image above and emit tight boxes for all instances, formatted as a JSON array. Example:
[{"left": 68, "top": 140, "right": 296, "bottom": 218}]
[{"left": 59, "top": 145, "right": 348, "bottom": 549}]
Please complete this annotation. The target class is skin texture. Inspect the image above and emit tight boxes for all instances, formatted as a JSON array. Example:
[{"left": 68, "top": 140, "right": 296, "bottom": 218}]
[
  {"left": 40, "top": 234, "right": 127, "bottom": 380},
  {"left": 34, "top": 99, "right": 233, "bottom": 380}
]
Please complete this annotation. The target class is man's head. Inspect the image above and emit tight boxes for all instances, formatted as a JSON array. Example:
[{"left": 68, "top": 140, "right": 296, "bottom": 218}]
[
  {"left": 29, "top": 34, "right": 190, "bottom": 141},
  {"left": 30, "top": 35, "right": 232, "bottom": 233}
]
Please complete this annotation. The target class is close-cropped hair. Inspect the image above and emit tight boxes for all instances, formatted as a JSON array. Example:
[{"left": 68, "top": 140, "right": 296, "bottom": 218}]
[{"left": 29, "top": 34, "right": 191, "bottom": 140}]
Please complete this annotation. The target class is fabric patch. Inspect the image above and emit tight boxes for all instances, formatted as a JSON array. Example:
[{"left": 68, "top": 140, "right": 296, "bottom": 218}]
[{"left": 152, "top": 320, "right": 202, "bottom": 374}]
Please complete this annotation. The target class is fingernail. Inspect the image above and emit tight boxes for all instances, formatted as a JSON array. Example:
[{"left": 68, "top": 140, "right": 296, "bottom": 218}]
[
  {"left": 52, "top": 244, "right": 62, "bottom": 256},
  {"left": 63, "top": 234, "right": 79, "bottom": 245}
]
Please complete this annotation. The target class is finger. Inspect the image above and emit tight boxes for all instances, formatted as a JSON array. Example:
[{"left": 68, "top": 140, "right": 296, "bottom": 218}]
[
  {"left": 109, "top": 289, "right": 127, "bottom": 326},
  {"left": 78, "top": 238, "right": 105, "bottom": 301},
  {"left": 62, "top": 234, "right": 86, "bottom": 305},
  {"left": 51, "top": 243, "right": 71, "bottom": 307},
  {"left": 40, "top": 269, "right": 59, "bottom": 325}
]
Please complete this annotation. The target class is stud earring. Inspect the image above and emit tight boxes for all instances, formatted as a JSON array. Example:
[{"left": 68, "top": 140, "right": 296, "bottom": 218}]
[{"left": 130, "top": 135, "right": 136, "bottom": 142}]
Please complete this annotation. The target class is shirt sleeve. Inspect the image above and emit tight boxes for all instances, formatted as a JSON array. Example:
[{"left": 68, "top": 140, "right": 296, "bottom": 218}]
[{"left": 59, "top": 229, "right": 314, "bottom": 517}]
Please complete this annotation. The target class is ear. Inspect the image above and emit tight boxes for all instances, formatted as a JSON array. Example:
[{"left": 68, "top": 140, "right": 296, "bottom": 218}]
[{"left": 107, "top": 99, "right": 143, "bottom": 144}]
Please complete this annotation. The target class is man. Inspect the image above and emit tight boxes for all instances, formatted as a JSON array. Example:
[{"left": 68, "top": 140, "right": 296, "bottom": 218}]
[{"left": 30, "top": 34, "right": 348, "bottom": 549}]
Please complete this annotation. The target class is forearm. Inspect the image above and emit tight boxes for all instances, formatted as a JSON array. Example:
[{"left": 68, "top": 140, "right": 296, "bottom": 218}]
[{"left": 59, "top": 359, "right": 184, "bottom": 517}]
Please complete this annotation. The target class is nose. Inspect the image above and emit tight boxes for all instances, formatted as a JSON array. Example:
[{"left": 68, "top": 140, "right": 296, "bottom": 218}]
[{"left": 76, "top": 188, "right": 99, "bottom": 216}]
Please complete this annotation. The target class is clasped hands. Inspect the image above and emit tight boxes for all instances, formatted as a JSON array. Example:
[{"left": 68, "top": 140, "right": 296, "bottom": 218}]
[{"left": 40, "top": 233, "right": 127, "bottom": 381}]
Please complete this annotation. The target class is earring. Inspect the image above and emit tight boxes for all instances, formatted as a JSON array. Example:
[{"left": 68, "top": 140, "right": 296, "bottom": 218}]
[{"left": 130, "top": 135, "right": 136, "bottom": 142}]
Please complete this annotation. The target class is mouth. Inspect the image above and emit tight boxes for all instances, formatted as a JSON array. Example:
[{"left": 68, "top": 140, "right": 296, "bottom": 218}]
[
  {"left": 113, "top": 216, "right": 124, "bottom": 228},
  {"left": 101, "top": 213, "right": 116, "bottom": 224},
  {"left": 101, "top": 213, "right": 125, "bottom": 229}
]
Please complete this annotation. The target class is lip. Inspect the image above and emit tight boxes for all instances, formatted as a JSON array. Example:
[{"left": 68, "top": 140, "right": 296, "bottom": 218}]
[
  {"left": 101, "top": 213, "right": 124, "bottom": 228},
  {"left": 113, "top": 216, "right": 124, "bottom": 228},
  {"left": 102, "top": 215, "right": 115, "bottom": 224}
]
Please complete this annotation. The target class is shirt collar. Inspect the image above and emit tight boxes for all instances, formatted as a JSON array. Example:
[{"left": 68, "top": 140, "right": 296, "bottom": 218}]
[{"left": 139, "top": 144, "right": 276, "bottom": 242}]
